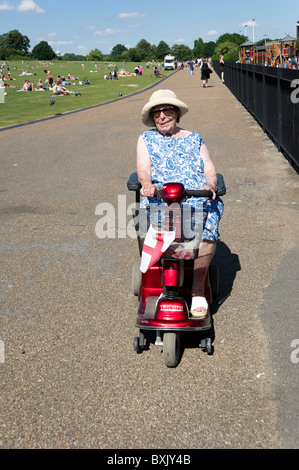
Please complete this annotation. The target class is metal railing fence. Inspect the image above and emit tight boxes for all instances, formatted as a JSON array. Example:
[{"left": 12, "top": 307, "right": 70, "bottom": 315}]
[{"left": 213, "top": 61, "right": 299, "bottom": 170}]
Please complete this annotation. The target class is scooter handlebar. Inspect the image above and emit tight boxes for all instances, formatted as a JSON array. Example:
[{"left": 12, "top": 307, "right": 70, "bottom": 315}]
[
  {"left": 186, "top": 189, "right": 213, "bottom": 198},
  {"left": 153, "top": 188, "right": 213, "bottom": 199}
]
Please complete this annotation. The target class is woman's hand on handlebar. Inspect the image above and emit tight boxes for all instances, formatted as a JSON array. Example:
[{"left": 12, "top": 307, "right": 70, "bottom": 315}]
[
  {"left": 200, "top": 183, "right": 217, "bottom": 201},
  {"left": 140, "top": 183, "right": 156, "bottom": 198}
]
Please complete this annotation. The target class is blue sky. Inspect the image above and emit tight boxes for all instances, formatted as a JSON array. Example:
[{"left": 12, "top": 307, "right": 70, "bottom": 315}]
[{"left": 1, "top": 0, "right": 298, "bottom": 55}]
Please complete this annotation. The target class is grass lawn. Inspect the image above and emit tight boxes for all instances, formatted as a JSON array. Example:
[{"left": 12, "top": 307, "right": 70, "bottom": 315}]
[{"left": 0, "top": 60, "right": 174, "bottom": 129}]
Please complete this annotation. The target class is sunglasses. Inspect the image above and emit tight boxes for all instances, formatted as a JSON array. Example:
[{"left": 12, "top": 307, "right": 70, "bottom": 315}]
[{"left": 150, "top": 106, "right": 177, "bottom": 120}]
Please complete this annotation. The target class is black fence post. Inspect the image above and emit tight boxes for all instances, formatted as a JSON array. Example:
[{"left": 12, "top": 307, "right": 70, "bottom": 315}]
[{"left": 277, "top": 70, "right": 283, "bottom": 153}]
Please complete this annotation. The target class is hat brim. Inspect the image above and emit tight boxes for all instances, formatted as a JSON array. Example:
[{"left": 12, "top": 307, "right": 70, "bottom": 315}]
[{"left": 141, "top": 95, "right": 188, "bottom": 127}]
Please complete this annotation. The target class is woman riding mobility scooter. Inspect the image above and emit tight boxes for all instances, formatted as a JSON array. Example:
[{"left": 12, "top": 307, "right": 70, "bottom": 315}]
[{"left": 127, "top": 172, "right": 226, "bottom": 367}]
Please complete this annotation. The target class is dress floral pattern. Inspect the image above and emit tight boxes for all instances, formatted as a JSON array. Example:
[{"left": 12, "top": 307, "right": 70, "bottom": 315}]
[{"left": 140, "top": 129, "right": 224, "bottom": 241}]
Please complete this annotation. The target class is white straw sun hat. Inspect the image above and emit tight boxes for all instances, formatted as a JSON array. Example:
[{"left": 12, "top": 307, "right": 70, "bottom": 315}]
[{"left": 141, "top": 89, "right": 189, "bottom": 126}]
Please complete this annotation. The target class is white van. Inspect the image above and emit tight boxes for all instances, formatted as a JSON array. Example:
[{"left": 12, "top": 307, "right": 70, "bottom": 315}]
[{"left": 164, "top": 55, "right": 175, "bottom": 70}]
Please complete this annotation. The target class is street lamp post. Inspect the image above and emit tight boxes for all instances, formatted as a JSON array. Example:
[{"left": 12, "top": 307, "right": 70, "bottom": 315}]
[
  {"left": 252, "top": 19, "right": 255, "bottom": 42},
  {"left": 264, "top": 34, "right": 268, "bottom": 46}
]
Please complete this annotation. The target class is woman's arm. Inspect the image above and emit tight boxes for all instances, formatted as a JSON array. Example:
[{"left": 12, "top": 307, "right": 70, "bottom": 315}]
[
  {"left": 137, "top": 135, "right": 156, "bottom": 197},
  {"left": 200, "top": 143, "right": 217, "bottom": 199}
]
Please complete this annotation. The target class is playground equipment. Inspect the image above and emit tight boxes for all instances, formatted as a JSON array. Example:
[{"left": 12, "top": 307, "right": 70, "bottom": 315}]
[{"left": 239, "top": 34, "right": 297, "bottom": 68}]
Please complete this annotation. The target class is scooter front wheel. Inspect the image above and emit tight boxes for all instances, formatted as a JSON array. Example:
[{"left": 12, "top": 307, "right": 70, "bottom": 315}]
[{"left": 163, "top": 332, "right": 180, "bottom": 368}]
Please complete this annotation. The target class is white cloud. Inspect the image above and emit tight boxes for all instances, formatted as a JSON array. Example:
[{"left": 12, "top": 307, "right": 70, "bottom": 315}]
[
  {"left": 48, "top": 40, "right": 74, "bottom": 46},
  {"left": 93, "top": 28, "right": 125, "bottom": 36},
  {"left": 0, "top": 2, "right": 14, "bottom": 10},
  {"left": 206, "top": 30, "right": 218, "bottom": 36},
  {"left": 118, "top": 12, "right": 146, "bottom": 19},
  {"left": 16, "top": 0, "right": 45, "bottom": 13},
  {"left": 241, "top": 20, "right": 259, "bottom": 27}
]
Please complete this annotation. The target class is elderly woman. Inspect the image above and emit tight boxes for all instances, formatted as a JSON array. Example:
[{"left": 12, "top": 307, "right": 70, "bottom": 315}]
[{"left": 137, "top": 89, "right": 223, "bottom": 318}]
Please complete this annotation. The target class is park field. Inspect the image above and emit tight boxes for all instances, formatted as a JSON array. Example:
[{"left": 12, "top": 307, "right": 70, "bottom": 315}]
[{"left": 0, "top": 60, "right": 174, "bottom": 128}]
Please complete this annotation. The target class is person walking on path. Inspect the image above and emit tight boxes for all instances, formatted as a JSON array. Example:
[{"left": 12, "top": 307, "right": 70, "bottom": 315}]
[
  {"left": 200, "top": 59, "right": 212, "bottom": 88},
  {"left": 188, "top": 60, "right": 194, "bottom": 75}
]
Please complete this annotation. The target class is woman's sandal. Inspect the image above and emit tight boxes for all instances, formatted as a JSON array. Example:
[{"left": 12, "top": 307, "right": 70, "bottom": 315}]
[{"left": 190, "top": 296, "right": 209, "bottom": 318}]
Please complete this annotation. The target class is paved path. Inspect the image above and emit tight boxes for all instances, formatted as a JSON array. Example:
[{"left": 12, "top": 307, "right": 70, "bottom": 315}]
[{"left": 0, "top": 68, "right": 298, "bottom": 449}]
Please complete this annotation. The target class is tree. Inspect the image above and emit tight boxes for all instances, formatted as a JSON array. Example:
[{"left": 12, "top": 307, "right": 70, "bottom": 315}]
[
  {"left": 215, "top": 33, "right": 246, "bottom": 47},
  {"left": 63, "top": 53, "right": 86, "bottom": 61},
  {"left": 86, "top": 48, "right": 103, "bottom": 61},
  {"left": 31, "top": 41, "right": 56, "bottom": 60},
  {"left": 156, "top": 41, "right": 171, "bottom": 60},
  {"left": 2, "top": 29, "right": 30, "bottom": 55},
  {"left": 128, "top": 47, "right": 141, "bottom": 62},
  {"left": 193, "top": 37, "right": 204, "bottom": 57},
  {"left": 120, "top": 51, "right": 130, "bottom": 62},
  {"left": 214, "top": 41, "right": 239, "bottom": 61},
  {"left": 0, "top": 35, "right": 9, "bottom": 59},
  {"left": 213, "top": 33, "right": 246, "bottom": 62},
  {"left": 202, "top": 41, "right": 216, "bottom": 57},
  {"left": 171, "top": 44, "right": 192, "bottom": 61},
  {"left": 136, "top": 39, "right": 155, "bottom": 60},
  {"left": 111, "top": 44, "right": 128, "bottom": 60}
]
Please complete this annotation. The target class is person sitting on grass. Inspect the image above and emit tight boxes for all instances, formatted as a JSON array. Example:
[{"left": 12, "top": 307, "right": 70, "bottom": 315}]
[
  {"left": 154, "top": 67, "right": 167, "bottom": 78},
  {"left": 36, "top": 79, "right": 46, "bottom": 90},
  {"left": 22, "top": 80, "right": 32, "bottom": 91},
  {"left": 52, "top": 80, "right": 71, "bottom": 95}
]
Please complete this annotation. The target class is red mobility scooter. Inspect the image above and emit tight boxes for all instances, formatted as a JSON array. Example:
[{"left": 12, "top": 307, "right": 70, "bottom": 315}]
[{"left": 127, "top": 172, "right": 226, "bottom": 367}]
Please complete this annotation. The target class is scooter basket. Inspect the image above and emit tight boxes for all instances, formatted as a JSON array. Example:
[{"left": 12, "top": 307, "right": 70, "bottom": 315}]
[
  {"left": 162, "top": 238, "right": 201, "bottom": 260},
  {"left": 132, "top": 204, "right": 207, "bottom": 260}
]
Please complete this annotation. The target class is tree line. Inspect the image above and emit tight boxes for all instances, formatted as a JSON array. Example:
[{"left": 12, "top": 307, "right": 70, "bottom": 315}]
[{"left": 1, "top": 29, "right": 251, "bottom": 62}]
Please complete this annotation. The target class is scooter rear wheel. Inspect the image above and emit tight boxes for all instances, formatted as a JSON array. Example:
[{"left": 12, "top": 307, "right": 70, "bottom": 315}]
[
  {"left": 132, "top": 261, "right": 142, "bottom": 296},
  {"left": 163, "top": 332, "right": 180, "bottom": 368},
  {"left": 133, "top": 336, "right": 143, "bottom": 354}
]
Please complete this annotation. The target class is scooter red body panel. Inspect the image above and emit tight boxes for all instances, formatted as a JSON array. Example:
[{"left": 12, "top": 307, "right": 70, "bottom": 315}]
[{"left": 136, "top": 260, "right": 212, "bottom": 331}]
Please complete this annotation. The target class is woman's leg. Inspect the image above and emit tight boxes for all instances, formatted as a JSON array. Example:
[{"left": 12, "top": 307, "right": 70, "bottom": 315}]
[{"left": 192, "top": 240, "right": 216, "bottom": 297}]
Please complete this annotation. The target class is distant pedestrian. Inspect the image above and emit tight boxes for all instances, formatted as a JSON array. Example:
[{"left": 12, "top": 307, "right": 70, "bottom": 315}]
[
  {"left": 219, "top": 55, "right": 225, "bottom": 83},
  {"left": 188, "top": 60, "right": 194, "bottom": 75},
  {"left": 200, "top": 59, "right": 211, "bottom": 88}
]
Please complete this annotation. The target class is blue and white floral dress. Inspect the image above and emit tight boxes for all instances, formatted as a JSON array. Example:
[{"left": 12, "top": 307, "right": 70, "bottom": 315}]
[{"left": 140, "top": 129, "right": 224, "bottom": 241}]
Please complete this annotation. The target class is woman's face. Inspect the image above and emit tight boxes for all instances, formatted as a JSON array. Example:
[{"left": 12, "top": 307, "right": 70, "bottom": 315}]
[{"left": 150, "top": 104, "right": 179, "bottom": 136}]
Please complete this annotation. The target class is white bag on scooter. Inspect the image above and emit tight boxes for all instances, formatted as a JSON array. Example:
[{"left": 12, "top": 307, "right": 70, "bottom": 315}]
[{"left": 140, "top": 225, "right": 176, "bottom": 273}]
